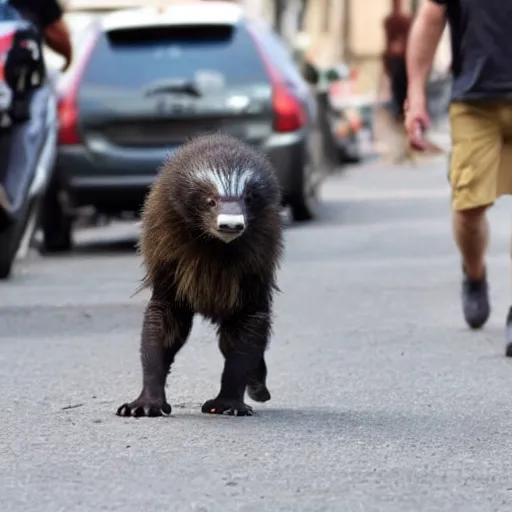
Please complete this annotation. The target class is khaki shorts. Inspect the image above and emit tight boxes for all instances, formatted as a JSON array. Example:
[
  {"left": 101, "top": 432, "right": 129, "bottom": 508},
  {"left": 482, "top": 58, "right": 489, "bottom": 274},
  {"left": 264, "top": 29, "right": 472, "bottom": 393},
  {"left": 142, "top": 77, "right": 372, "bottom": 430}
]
[{"left": 449, "top": 99, "right": 512, "bottom": 211}]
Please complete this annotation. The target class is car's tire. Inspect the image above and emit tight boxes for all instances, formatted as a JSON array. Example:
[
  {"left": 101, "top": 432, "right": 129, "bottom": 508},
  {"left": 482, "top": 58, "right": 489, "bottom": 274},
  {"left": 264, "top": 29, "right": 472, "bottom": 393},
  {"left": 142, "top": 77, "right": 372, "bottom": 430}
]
[
  {"left": 288, "top": 162, "right": 318, "bottom": 222},
  {"left": 39, "top": 171, "right": 73, "bottom": 254},
  {"left": 0, "top": 223, "right": 19, "bottom": 279},
  {"left": 40, "top": 203, "right": 73, "bottom": 253},
  {"left": 343, "top": 152, "right": 362, "bottom": 165},
  {"left": 340, "top": 133, "right": 362, "bottom": 164},
  {"left": 0, "top": 199, "right": 32, "bottom": 279}
]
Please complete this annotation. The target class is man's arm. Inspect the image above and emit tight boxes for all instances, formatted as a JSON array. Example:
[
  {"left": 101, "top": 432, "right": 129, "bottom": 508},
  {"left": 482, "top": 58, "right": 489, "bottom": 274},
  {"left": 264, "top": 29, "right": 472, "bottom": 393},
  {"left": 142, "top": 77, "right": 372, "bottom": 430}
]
[
  {"left": 40, "top": 0, "right": 72, "bottom": 71},
  {"left": 406, "top": 0, "right": 447, "bottom": 108},
  {"left": 44, "top": 19, "right": 72, "bottom": 70}
]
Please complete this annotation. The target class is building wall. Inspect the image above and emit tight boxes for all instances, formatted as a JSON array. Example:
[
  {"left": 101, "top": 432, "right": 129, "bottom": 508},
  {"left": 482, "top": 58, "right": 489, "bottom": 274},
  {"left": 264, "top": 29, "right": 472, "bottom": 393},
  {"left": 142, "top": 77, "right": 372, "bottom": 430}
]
[{"left": 301, "top": 0, "right": 345, "bottom": 67}]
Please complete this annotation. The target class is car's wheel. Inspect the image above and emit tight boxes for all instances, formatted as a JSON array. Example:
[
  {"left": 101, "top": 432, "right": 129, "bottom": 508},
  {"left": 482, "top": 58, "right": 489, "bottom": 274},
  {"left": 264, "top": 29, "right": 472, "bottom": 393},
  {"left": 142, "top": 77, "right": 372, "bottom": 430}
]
[
  {"left": 39, "top": 173, "right": 73, "bottom": 254},
  {"left": 341, "top": 133, "right": 362, "bottom": 164},
  {"left": 0, "top": 222, "right": 19, "bottom": 279},
  {"left": 40, "top": 205, "right": 73, "bottom": 253},
  {"left": 0, "top": 199, "right": 32, "bottom": 279},
  {"left": 288, "top": 161, "right": 318, "bottom": 222}
]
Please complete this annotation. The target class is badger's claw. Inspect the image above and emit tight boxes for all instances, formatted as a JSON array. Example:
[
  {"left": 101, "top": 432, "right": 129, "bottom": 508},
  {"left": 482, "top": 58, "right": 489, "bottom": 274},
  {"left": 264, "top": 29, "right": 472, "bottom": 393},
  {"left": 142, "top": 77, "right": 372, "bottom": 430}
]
[
  {"left": 201, "top": 398, "right": 253, "bottom": 417},
  {"left": 116, "top": 398, "right": 172, "bottom": 418}
]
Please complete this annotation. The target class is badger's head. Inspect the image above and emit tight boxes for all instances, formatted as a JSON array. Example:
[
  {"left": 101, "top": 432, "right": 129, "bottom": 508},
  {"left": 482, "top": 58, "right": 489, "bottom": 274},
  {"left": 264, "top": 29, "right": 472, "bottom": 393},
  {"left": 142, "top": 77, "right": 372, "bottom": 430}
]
[{"left": 166, "top": 135, "right": 281, "bottom": 244}]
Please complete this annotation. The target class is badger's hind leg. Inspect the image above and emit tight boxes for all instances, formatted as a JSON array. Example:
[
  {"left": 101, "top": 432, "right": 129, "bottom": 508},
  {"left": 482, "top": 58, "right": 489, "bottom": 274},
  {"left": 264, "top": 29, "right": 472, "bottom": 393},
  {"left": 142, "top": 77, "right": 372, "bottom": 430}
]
[
  {"left": 202, "top": 310, "right": 271, "bottom": 417},
  {"left": 247, "top": 356, "right": 271, "bottom": 403},
  {"left": 117, "top": 294, "right": 193, "bottom": 418}
]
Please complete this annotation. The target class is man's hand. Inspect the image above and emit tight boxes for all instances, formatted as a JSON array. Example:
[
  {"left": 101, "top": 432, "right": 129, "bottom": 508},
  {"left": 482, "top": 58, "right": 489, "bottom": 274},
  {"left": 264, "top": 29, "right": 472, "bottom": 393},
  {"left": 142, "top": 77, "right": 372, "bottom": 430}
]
[{"left": 404, "top": 97, "right": 431, "bottom": 151}]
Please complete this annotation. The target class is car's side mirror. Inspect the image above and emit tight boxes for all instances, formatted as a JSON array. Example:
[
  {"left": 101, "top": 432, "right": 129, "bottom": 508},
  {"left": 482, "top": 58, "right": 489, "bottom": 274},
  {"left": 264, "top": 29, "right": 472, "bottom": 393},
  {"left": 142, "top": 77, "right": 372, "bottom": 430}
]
[
  {"left": 324, "top": 64, "right": 350, "bottom": 83},
  {"left": 324, "top": 68, "right": 341, "bottom": 83}
]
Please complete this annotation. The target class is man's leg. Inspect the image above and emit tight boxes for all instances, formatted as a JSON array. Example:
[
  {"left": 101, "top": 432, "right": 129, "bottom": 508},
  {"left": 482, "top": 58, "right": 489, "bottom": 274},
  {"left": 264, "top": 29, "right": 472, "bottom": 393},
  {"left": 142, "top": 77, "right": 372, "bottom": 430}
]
[
  {"left": 449, "top": 101, "right": 501, "bottom": 329},
  {"left": 453, "top": 206, "right": 489, "bottom": 280},
  {"left": 452, "top": 205, "right": 491, "bottom": 328},
  {"left": 390, "top": 58, "right": 410, "bottom": 164}
]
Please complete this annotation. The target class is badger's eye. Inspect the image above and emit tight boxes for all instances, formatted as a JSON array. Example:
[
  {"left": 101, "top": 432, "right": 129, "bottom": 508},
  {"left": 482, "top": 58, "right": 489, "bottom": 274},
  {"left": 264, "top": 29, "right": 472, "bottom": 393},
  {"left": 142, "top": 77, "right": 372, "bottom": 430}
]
[{"left": 207, "top": 198, "right": 217, "bottom": 207}]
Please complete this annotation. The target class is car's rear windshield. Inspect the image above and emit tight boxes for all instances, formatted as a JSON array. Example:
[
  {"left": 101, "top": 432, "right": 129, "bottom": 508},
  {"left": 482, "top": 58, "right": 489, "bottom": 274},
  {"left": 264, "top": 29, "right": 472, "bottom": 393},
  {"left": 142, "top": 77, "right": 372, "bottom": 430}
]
[{"left": 80, "top": 23, "right": 269, "bottom": 89}]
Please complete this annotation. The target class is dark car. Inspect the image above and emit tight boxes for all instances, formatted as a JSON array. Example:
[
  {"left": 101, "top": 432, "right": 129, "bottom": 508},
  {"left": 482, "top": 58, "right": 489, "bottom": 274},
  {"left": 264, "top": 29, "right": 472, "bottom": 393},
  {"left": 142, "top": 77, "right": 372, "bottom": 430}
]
[{"left": 41, "top": 1, "right": 338, "bottom": 252}]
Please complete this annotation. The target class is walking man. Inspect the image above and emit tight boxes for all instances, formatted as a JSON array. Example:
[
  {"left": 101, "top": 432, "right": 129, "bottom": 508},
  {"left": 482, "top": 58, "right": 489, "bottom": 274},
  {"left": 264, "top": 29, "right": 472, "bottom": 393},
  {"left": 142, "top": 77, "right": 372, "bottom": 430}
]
[{"left": 405, "top": 0, "right": 512, "bottom": 353}]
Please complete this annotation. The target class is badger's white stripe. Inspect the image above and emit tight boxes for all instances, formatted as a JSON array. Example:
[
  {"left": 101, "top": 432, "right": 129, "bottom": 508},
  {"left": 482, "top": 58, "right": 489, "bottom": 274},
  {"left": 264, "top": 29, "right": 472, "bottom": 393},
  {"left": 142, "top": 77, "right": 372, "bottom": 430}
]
[
  {"left": 196, "top": 167, "right": 254, "bottom": 198},
  {"left": 217, "top": 214, "right": 245, "bottom": 229}
]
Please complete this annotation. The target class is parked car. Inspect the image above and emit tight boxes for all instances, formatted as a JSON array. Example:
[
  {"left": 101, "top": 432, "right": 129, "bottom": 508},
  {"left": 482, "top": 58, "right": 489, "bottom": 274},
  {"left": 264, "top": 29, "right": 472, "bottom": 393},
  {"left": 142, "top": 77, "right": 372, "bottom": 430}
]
[
  {"left": 0, "top": 2, "right": 58, "bottom": 279},
  {"left": 301, "top": 60, "right": 366, "bottom": 165},
  {"left": 322, "top": 63, "right": 367, "bottom": 164},
  {"left": 40, "top": 1, "right": 339, "bottom": 253},
  {"left": 328, "top": 104, "right": 363, "bottom": 164}
]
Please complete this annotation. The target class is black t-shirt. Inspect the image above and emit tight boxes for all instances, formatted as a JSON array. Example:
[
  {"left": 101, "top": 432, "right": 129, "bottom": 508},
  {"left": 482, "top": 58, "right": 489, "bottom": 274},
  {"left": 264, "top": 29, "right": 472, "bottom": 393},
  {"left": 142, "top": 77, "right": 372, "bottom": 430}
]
[
  {"left": 432, "top": 0, "right": 512, "bottom": 100},
  {"left": 8, "top": 0, "right": 62, "bottom": 31}
]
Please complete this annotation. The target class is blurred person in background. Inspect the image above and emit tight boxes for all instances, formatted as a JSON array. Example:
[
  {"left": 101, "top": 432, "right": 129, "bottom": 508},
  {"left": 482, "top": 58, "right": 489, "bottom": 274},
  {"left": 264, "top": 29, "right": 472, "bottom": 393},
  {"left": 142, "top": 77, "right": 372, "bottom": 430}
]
[
  {"left": 405, "top": 0, "right": 512, "bottom": 349},
  {"left": 0, "top": 0, "right": 71, "bottom": 220},
  {"left": 8, "top": 0, "right": 72, "bottom": 71},
  {"left": 378, "top": 0, "right": 414, "bottom": 164}
]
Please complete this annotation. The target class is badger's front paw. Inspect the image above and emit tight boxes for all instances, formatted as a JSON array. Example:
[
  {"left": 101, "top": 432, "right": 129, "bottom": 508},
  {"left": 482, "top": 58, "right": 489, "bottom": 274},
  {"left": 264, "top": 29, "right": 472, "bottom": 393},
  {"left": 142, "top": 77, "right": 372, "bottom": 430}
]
[
  {"left": 116, "top": 397, "right": 172, "bottom": 418},
  {"left": 201, "top": 398, "right": 253, "bottom": 416}
]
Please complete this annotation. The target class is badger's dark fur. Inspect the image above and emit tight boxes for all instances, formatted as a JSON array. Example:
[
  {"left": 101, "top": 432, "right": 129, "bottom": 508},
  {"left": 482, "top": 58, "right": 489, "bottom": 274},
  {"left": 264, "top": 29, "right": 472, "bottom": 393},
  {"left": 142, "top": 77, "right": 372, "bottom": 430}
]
[{"left": 117, "top": 133, "right": 284, "bottom": 417}]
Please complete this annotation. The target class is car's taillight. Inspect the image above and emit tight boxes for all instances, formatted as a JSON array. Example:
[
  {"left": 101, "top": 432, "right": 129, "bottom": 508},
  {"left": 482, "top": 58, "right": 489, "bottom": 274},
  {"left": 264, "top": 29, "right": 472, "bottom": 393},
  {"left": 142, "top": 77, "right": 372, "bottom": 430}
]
[
  {"left": 57, "top": 30, "right": 98, "bottom": 145},
  {"left": 247, "top": 28, "right": 306, "bottom": 133},
  {"left": 57, "top": 96, "right": 80, "bottom": 145},
  {"left": 271, "top": 82, "right": 306, "bottom": 132},
  {"left": 0, "top": 31, "right": 14, "bottom": 82}
]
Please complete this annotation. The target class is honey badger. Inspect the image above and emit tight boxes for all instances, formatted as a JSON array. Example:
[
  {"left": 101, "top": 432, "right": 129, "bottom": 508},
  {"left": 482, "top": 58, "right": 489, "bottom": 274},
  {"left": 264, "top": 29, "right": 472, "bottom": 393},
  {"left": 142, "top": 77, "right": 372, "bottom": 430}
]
[{"left": 117, "top": 133, "right": 284, "bottom": 417}]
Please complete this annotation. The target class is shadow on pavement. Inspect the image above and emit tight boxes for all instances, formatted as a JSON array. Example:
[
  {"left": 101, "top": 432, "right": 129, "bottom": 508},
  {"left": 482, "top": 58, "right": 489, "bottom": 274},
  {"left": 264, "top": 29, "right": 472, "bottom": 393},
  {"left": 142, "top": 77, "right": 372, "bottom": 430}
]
[
  {"left": 147, "top": 405, "right": 469, "bottom": 443},
  {"left": 72, "top": 237, "right": 139, "bottom": 255}
]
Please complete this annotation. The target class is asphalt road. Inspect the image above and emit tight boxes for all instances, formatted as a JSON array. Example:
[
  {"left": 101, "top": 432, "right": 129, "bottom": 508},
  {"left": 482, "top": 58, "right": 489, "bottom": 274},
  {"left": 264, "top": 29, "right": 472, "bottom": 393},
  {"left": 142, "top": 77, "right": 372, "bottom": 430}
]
[{"left": 2, "top": 154, "right": 512, "bottom": 512}]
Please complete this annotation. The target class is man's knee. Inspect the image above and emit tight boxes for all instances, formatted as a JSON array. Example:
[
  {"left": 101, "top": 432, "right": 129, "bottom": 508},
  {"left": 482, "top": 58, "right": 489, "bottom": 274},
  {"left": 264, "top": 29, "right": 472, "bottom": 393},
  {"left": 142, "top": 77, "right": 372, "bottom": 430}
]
[
  {"left": 455, "top": 205, "right": 489, "bottom": 222},
  {"left": 453, "top": 206, "right": 489, "bottom": 248}
]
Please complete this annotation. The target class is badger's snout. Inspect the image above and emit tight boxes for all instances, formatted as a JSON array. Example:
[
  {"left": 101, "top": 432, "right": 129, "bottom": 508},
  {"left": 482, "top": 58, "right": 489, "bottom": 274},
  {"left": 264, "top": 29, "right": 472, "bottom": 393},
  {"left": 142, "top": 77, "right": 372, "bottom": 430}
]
[
  {"left": 214, "top": 201, "right": 246, "bottom": 242},
  {"left": 217, "top": 214, "right": 245, "bottom": 233}
]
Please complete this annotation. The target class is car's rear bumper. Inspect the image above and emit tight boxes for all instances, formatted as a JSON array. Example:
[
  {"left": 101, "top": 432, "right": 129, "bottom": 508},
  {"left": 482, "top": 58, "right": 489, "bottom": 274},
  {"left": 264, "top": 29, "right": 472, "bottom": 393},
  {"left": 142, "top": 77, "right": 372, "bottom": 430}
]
[{"left": 57, "top": 131, "right": 308, "bottom": 211}]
